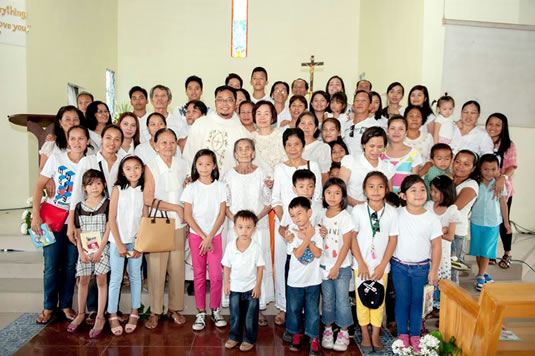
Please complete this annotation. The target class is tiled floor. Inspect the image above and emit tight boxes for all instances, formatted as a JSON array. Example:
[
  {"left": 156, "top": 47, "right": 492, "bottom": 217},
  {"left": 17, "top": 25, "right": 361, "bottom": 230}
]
[{"left": 15, "top": 315, "right": 364, "bottom": 355}]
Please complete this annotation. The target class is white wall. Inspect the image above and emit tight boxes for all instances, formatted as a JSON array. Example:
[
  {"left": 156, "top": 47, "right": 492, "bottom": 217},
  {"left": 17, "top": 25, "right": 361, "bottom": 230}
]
[
  {"left": 116, "top": 0, "right": 360, "bottom": 109},
  {"left": 0, "top": 0, "right": 29, "bottom": 209}
]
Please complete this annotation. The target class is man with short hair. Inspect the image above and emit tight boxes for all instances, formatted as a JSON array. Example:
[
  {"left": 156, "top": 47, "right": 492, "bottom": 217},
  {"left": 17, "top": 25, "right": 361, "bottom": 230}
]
[
  {"left": 150, "top": 84, "right": 187, "bottom": 141},
  {"left": 129, "top": 86, "right": 150, "bottom": 143},
  {"left": 183, "top": 85, "right": 253, "bottom": 174},
  {"left": 174, "top": 75, "right": 212, "bottom": 124},
  {"left": 291, "top": 78, "right": 309, "bottom": 96},
  {"left": 250, "top": 67, "right": 272, "bottom": 104}
]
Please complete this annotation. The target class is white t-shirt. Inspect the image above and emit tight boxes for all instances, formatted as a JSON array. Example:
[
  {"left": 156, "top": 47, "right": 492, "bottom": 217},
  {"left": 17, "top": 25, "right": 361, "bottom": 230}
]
[
  {"left": 223, "top": 167, "right": 271, "bottom": 230},
  {"left": 287, "top": 227, "right": 323, "bottom": 288},
  {"left": 137, "top": 112, "right": 151, "bottom": 144},
  {"left": 434, "top": 114, "right": 456, "bottom": 144},
  {"left": 276, "top": 106, "right": 291, "bottom": 127},
  {"left": 110, "top": 186, "right": 144, "bottom": 244},
  {"left": 134, "top": 142, "right": 182, "bottom": 166},
  {"left": 394, "top": 207, "right": 443, "bottom": 263},
  {"left": 342, "top": 117, "right": 387, "bottom": 154},
  {"left": 281, "top": 200, "right": 323, "bottom": 228},
  {"left": 320, "top": 210, "right": 355, "bottom": 274},
  {"left": 180, "top": 180, "right": 227, "bottom": 236},
  {"left": 420, "top": 113, "right": 436, "bottom": 134},
  {"left": 165, "top": 112, "right": 188, "bottom": 140},
  {"left": 221, "top": 239, "right": 265, "bottom": 292},
  {"left": 450, "top": 125, "right": 494, "bottom": 158},
  {"left": 271, "top": 161, "right": 323, "bottom": 209},
  {"left": 303, "top": 140, "right": 332, "bottom": 174},
  {"left": 40, "top": 151, "right": 81, "bottom": 211},
  {"left": 183, "top": 112, "right": 253, "bottom": 175},
  {"left": 454, "top": 179, "right": 479, "bottom": 236},
  {"left": 404, "top": 132, "right": 434, "bottom": 162},
  {"left": 251, "top": 94, "right": 273, "bottom": 104},
  {"left": 118, "top": 141, "right": 135, "bottom": 158},
  {"left": 352, "top": 203, "right": 399, "bottom": 273},
  {"left": 89, "top": 130, "right": 102, "bottom": 151},
  {"left": 424, "top": 202, "right": 461, "bottom": 229},
  {"left": 341, "top": 153, "right": 395, "bottom": 203}
]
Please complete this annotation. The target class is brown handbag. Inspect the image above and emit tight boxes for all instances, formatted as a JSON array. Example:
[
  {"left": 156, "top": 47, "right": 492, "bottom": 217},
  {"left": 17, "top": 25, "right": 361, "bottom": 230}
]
[{"left": 134, "top": 199, "right": 176, "bottom": 253}]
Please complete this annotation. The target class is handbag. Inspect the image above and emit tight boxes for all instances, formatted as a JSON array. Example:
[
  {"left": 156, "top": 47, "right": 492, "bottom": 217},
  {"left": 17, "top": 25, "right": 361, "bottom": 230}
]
[
  {"left": 357, "top": 280, "right": 385, "bottom": 310},
  {"left": 39, "top": 202, "right": 69, "bottom": 232},
  {"left": 134, "top": 199, "right": 176, "bottom": 253}
]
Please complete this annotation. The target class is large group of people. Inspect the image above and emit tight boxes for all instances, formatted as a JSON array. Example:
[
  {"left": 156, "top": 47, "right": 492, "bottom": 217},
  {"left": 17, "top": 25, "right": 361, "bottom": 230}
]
[{"left": 30, "top": 67, "right": 518, "bottom": 355}]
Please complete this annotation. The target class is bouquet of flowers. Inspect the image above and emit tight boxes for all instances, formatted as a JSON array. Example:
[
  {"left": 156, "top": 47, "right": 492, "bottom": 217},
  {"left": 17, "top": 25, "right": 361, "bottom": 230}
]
[{"left": 392, "top": 331, "right": 459, "bottom": 356}]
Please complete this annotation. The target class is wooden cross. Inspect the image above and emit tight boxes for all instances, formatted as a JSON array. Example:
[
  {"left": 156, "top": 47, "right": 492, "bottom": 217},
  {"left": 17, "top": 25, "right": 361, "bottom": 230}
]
[{"left": 301, "top": 55, "right": 324, "bottom": 94}]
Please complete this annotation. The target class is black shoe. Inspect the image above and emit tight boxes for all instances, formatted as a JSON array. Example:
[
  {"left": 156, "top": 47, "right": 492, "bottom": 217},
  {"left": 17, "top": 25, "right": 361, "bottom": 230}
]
[
  {"left": 283, "top": 330, "right": 294, "bottom": 343},
  {"left": 289, "top": 333, "right": 303, "bottom": 352}
]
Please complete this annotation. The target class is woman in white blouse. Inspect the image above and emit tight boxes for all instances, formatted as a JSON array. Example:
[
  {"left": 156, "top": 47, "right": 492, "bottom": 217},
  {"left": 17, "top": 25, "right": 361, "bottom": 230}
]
[
  {"left": 338, "top": 127, "right": 394, "bottom": 207},
  {"left": 251, "top": 101, "right": 287, "bottom": 176},
  {"left": 117, "top": 112, "right": 140, "bottom": 156},
  {"left": 86, "top": 101, "right": 113, "bottom": 150},
  {"left": 134, "top": 113, "right": 167, "bottom": 165},
  {"left": 143, "top": 128, "right": 189, "bottom": 329},
  {"left": 297, "top": 111, "right": 332, "bottom": 184},
  {"left": 450, "top": 100, "right": 494, "bottom": 157}
]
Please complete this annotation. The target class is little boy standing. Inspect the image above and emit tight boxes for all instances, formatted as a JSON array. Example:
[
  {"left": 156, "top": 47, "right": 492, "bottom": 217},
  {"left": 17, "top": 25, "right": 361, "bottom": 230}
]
[{"left": 223, "top": 210, "right": 265, "bottom": 352}]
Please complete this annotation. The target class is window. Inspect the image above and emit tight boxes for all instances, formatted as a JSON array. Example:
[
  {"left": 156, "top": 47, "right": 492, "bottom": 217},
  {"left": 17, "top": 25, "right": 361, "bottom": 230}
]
[
  {"left": 106, "top": 69, "right": 116, "bottom": 117},
  {"left": 67, "top": 83, "right": 81, "bottom": 106}
]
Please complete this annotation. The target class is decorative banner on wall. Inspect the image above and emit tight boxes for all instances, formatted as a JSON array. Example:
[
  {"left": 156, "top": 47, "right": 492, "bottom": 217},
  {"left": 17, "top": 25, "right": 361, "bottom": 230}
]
[
  {"left": 231, "top": 0, "right": 248, "bottom": 58},
  {"left": 0, "top": 1, "right": 30, "bottom": 47}
]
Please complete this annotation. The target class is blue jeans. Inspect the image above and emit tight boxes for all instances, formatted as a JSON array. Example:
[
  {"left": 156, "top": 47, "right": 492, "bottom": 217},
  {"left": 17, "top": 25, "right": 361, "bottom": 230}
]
[
  {"left": 229, "top": 290, "right": 259, "bottom": 344},
  {"left": 321, "top": 266, "right": 353, "bottom": 328},
  {"left": 42, "top": 226, "right": 78, "bottom": 310},
  {"left": 286, "top": 284, "right": 320, "bottom": 338},
  {"left": 107, "top": 243, "right": 143, "bottom": 314},
  {"left": 391, "top": 259, "right": 430, "bottom": 336}
]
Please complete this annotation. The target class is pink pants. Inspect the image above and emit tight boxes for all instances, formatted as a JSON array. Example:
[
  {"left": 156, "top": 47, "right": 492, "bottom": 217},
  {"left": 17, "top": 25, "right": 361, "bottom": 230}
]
[{"left": 189, "top": 232, "right": 223, "bottom": 310}]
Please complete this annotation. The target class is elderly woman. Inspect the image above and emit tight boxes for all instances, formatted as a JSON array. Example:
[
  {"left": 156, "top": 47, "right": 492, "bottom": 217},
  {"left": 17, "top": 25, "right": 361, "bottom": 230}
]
[{"left": 143, "top": 128, "right": 189, "bottom": 329}]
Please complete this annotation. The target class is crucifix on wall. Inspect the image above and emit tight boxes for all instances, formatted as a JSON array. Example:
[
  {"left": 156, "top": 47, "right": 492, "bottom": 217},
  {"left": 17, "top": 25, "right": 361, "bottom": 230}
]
[{"left": 301, "top": 55, "right": 324, "bottom": 95}]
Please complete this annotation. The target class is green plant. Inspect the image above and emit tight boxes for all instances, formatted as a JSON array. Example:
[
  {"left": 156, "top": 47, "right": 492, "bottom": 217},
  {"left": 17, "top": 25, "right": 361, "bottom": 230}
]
[
  {"left": 113, "top": 102, "right": 133, "bottom": 123},
  {"left": 431, "top": 331, "right": 461, "bottom": 356}
]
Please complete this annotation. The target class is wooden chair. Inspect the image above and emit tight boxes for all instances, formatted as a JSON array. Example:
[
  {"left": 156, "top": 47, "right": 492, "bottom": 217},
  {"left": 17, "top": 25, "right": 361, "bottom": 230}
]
[{"left": 439, "top": 280, "right": 535, "bottom": 355}]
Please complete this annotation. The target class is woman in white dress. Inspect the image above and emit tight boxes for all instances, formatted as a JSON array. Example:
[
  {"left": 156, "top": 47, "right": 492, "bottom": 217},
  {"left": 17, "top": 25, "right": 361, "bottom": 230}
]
[
  {"left": 251, "top": 101, "right": 287, "bottom": 176},
  {"left": 86, "top": 101, "right": 113, "bottom": 150},
  {"left": 297, "top": 111, "right": 332, "bottom": 184},
  {"left": 117, "top": 112, "right": 140, "bottom": 157},
  {"left": 134, "top": 113, "right": 167, "bottom": 165},
  {"left": 223, "top": 138, "right": 274, "bottom": 326},
  {"left": 449, "top": 100, "right": 494, "bottom": 157}
]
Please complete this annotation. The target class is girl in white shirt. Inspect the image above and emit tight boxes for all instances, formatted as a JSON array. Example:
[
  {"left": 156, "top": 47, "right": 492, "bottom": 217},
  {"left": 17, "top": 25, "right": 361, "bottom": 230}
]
[
  {"left": 424, "top": 175, "right": 460, "bottom": 314},
  {"left": 117, "top": 112, "right": 140, "bottom": 156},
  {"left": 319, "top": 178, "right": 355, "bottom": 352},
  {"left": 107, "top": 155, "right": 145, "bottom": 335},
  {"left": 432, "top": 95, "right": 456, "bottom": 144},
  {"left": 181, "top": 149, "right": 227, "bottom": 331},
  {"left": 351, "top": 171, "right": 398, "bottom": 351},
  {"left": 392, "top": 175, "right": 442, "bottom": 352},
  {"left": 223, "top": 138, "right": 273, "bottom": 325}
]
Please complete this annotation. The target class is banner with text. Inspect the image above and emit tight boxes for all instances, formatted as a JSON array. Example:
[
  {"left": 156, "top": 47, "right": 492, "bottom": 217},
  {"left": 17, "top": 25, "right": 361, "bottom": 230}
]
[{"left": 0, "top": 1, "right": 30, "bottom": 47}]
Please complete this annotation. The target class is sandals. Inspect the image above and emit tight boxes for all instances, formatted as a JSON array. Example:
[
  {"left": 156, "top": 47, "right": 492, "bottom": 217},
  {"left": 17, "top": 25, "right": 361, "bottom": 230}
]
[
  {"left": 274, "top": 311, "right": 285, "bottom": 326},
  {"left": 489, "top": 259, "right": 497, "bottom": 265},
  {"left": 62, "top": 308, "right": 77, "bottom": 321},
  {"left": 67, "top": 313, "right": 85, "bottom": 333},
  {"left": 499, "top": 254, "right": 512, "bottom": 269},
  {"left": 36, "top": 309, "right": 54, "bottom": 324},
  {"left": 125, "top": 314, "right": 140, "bottom": 334},
  {"left": 167, "top": 310, "right": 186, "bottom": 326},
  {"left": 89, "top": 317, "right": 106, "bottom": 338},
  {"left": 144, "top": 314, "right": 160, "bottom": 330},
  {"left": 258, "top": 316, "right": 268, "bottom": 327},
  {"left": 109, "top": 316, "right": 123, "bottom": 336}
]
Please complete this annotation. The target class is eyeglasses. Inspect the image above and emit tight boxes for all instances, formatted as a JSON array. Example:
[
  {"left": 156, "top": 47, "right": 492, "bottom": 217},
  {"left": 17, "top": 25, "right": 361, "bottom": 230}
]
[
  {"left": 216, "top": 98, "right": 235, "bottom": 104},
  {"left": 274, "top": 89, "right": 287, "bottom": 94}
]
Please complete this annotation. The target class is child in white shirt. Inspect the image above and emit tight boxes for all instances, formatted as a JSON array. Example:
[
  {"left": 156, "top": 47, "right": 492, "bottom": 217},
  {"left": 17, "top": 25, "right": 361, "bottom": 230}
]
[
  {"left": 222, "top": 211, "right": 265, "bottom": 352},
  {"left": 433, "top": 95, "right": 456, "bottom": 144}
]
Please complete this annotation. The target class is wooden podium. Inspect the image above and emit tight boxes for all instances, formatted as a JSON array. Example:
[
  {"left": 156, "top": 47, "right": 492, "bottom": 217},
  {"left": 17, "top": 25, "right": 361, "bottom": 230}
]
[
  {"left": 8, "top": 113, "right": 55, "bottom": 150},
  {"left": 439, "top": 280, "right": 535, "bottom": 355}
]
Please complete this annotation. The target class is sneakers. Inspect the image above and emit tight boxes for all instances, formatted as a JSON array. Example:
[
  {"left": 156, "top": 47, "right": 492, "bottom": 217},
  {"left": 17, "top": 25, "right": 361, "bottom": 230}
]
[
  {"left": 225, "top": 339, "right": 239, "bottom": 349},
  {"left": 483, "top": 273, "right": 495, "bottom": 283},
  {"left": 410, "top": 336, "right": 421, "bottom": 353},
  {"left": 475, "top": 275, "right": 485, "bottom": 292},
  {"left": 451, "top": 258, "right": 471, "bottom": 271},
  {"left": 333, "top": 330, "right": 350, "bottom": 351},
  {"left": 309, "top": 337, "right": 321, "bottom": 356},
  {"left": 240, "top": 342, "right": 254, "bottom": 352},
  {"left": 212, "top": 307, "right": 227, "bottom": 328},
  {"left": 398, "top": 334, "right": 410, "bottom": 348},
  {"left": 321, "top": 328, "right": 334, "bottom": 349},
  {"left": 289, "top": 334, "right": 303, "bottom": 352},
  {"left": 192, "top": 312, "right": 206, "bottom": 331}
]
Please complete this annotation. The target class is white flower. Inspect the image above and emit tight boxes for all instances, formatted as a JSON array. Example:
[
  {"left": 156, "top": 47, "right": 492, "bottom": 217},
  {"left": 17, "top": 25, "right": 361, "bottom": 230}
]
[
  {"left": 26, "top": 197, "right": 33, "bottom": 205},
  {"left": 20, "top": 222, "right": 28, "bottom": 235},
  {"left": 21, "top": 209, "right": 29, "bottom": 220},
  {"left": 421, "top": 334, "right": 440, "bottom": 349},
  {"left": 392, "top": 339, "right": 405, "bottom": 354}
]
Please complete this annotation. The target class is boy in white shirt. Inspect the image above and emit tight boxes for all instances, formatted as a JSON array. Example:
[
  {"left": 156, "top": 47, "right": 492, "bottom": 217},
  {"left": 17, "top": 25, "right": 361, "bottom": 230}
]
[
  {"left": 222, "top": 210, "right": 265, "bottom": 352},
  {"left": 285, "top": 197, "right": 323, "bottom": 355}
]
